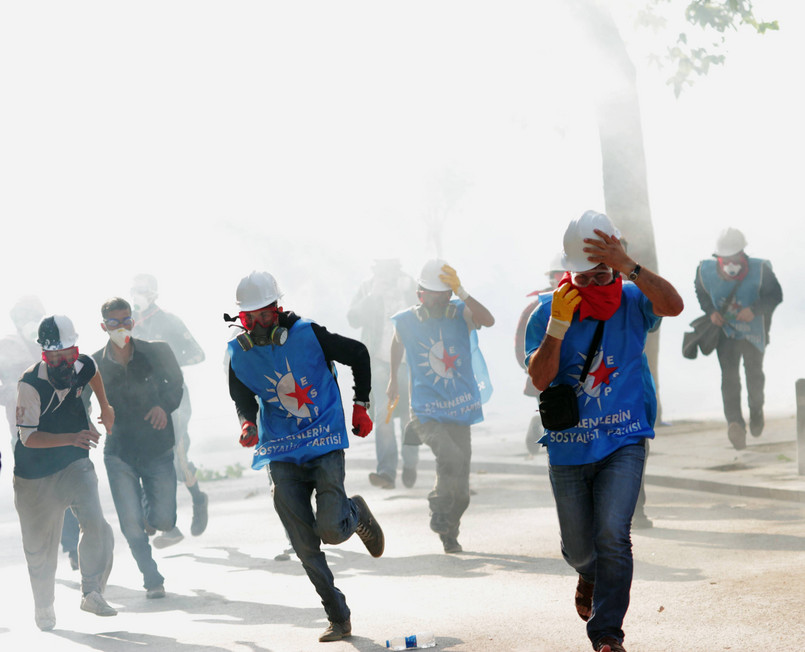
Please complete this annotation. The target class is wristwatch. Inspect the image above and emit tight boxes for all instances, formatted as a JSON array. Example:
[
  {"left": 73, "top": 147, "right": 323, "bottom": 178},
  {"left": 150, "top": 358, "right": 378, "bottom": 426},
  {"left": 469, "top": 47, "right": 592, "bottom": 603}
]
[
  {"left": 628, "top": 264, "right": 642, "bottom": 281},
  {"left": 354, "top": 400, "right": 370, "bottom": 410}
]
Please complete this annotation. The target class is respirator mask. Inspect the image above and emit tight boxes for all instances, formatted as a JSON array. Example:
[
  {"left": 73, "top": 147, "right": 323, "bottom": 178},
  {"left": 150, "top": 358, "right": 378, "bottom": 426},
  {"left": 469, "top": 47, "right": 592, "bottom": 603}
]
[
  {"left": 223, "top": 308, "right": 288, "bottom": 351},
  {"left": 42, "top": 347, "right": 79, "bottom": 389}
]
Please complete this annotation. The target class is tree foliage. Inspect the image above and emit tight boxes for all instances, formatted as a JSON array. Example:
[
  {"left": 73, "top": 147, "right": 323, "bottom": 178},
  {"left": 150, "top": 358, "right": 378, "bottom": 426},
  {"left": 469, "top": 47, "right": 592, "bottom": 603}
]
[{"left": 636, "top": 0, "right": 778, "bottom": 96}]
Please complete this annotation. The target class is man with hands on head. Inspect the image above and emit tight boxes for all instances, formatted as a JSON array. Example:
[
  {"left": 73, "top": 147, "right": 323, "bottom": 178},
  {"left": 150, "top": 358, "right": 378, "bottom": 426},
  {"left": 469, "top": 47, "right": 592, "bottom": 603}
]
[
  {"left": 227, "top": 271, "right": 384, "bottom": 644},
  {"left": 388, "top": 259, "right": 495, "bottom": 554},
  {"left": 525, "top": 211, "right": 683, "bottom": 652},
  {"left": 13, "top": 315, "right": 117, "bottom": 631}
]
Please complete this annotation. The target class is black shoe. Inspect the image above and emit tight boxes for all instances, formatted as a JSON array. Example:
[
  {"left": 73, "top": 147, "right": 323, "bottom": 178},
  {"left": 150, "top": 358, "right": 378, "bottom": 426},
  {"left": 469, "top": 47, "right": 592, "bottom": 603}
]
[
  {"left": 749, "top": 411, "right": 764, "bottom": 437},
  {"left": 401, "top": 466, "right": 417, "bottom": 488},
  {"left": 441, "top": 535, "right": 463, "bottom": 554},
  {"left": 352, "top": 495, "right": 385, "bottom": 557},
  {"left": 191, "top": 492, "right": 209, "bottom": 536},
  {"left": 727, "top": 422, "right": 746, "bottom": 450},
  {"left": 632, "top": 512, "right": 653, "bottom": 529},
  {"left": 319, "top": 619, "right": 352, "bottom": 642},
  {"left": 369, "top": 472, "right": 395, "bottom": 489}
]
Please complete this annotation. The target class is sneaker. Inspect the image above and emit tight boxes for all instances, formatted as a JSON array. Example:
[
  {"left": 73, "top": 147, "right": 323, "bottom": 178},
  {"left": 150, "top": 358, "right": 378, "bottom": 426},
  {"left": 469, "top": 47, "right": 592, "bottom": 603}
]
[
  {"left": 402, "top": 466, "right": 417, "bottom": 488},
  {"left": 146, "top": 584, "right": 166, "bottom": 599},
  {"left": 368, "top": 472, "right": 395, "bottom": 489},
  {"left": 191, "top": 492, "right": 209, "bottom": 536},
  {"left": 34, "top": 605, "right": 56, "bottom": 631},
  {"left": 595, "top": 635, "right": 627, "bottom": 652},
  {"left": 727, "top": 422, "right": 746, "bottom": 451},
  {"left": 80, "top": 591, "right": 117, "bottom": 617},
  {"left": 352, "top": 495, "right": 385, "bottom": 557},
  {"left": 274, "top": 547, "right": 294, "bottom": 561},
  {"left": 749, "top": 411, "right": 764, "bottom": 437},
  {"left": 441, "top": 535, "right": 463, "bottom": 554},
  {"left": 68, "top": 549, "right": 79, "bottom": 571},
  {"left": 319, "top": 619, "right": 351, "bottom": 642},
  {"left": 152, "top": 526, "right": 184, "bottom": 549}
]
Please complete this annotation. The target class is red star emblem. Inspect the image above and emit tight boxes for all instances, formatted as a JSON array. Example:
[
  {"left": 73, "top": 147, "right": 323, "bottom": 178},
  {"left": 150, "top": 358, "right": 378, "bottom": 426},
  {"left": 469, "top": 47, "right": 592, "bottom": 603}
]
[
  {"left": 589, "top": 359, "right": 617, "bottom": 388},
  {"left": 441, "top": 349, "right": 459, "bottom": 371},
  {"left": 286, "top": 381, "right": 314, "bottom": 410}
]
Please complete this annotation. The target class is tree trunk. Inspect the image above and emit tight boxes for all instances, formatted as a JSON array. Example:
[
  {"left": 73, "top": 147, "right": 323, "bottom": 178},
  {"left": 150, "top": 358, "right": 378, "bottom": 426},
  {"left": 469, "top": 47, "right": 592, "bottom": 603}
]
[{"left": 570, "top": 0, "right": 663, "bottom": 421}]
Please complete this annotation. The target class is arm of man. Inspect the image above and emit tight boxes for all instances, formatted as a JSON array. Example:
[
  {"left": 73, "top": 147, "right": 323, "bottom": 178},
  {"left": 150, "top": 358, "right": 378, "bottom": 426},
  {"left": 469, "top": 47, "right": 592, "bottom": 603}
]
[
  {"left": 463, "top": 295, "right": 496, "bottom": 328},
  {"left": 311, "top": 324, "right": 372, "bottom": 403},
  {"left": 387, "top": 331, "right": 404, "bottom": 401},
  {"left": 88, "top": 368, "right": 115, "bottom": 433},
  {"left": 17, "top": 381, "right": 99, "bottom": 449},
  {"left": 584, "top": 229, "right": 684, "bottom": 317},
  {"left": 228, "top": 362, "right": 259, "bottom": 426}
]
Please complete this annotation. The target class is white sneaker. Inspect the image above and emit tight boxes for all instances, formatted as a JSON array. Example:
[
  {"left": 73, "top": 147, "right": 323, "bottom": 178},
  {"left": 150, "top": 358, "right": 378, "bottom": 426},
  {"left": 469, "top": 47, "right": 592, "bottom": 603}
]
[
  {"left": 35, "top": 605, "right": 56, "bottom": 631},
  {"left": 152, "top": 526, "right": 184, "bottom": 549},
  {"left": 80, "top": 591, "right": 117, "bottom": 617}
]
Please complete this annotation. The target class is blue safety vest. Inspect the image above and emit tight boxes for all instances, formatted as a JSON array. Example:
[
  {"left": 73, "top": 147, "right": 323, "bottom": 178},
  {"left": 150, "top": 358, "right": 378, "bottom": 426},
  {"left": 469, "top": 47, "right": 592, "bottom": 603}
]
[
  {"left": 227, "top": 319, "right": 348, "bottom": 468},
  {"left": 699, "top": 258, "right": 767, "bottom": 351},
  {"left": 525, "top": 283, "right": 660, "bottom": 465},
  {"left": 392, "top": 301, "right": 483, "bottom": 425}
]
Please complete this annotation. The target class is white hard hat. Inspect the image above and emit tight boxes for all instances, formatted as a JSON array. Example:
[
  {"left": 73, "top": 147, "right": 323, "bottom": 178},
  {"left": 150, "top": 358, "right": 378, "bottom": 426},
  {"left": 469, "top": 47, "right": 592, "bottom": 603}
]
[
  {"left": 561, "top": 210, "right": 621, "bottom": 272},
  {"left": 37, "top": 315, "right": 79, "bottom": 350},
  {"left": 714, "top": 227, "right": 747, "bottom": 257},
  {"left": 417, "top": 258, "right": 451, "bottom": 291},
  {"left": 236, "top": 271, "right": 283, "bottom": 311}
]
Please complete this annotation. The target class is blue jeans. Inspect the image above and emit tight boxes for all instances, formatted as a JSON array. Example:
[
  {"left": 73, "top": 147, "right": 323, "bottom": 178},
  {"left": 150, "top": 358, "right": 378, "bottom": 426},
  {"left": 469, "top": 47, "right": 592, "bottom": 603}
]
[
  {"left": 104, "top": 449, "right": 178, "bottom": 589},
  {"left": 268, "top": 450, "right": 358, "bottom": 624},
  {"left": 548, "top": 442, "right": 646, "bottom": 646}
]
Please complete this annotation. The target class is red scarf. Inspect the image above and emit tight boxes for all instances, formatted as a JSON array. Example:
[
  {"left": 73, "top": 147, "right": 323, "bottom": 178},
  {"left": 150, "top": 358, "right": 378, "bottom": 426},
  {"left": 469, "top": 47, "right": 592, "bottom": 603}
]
[{"left": 559, "top": 272, "right": 623, "bottom": 321}]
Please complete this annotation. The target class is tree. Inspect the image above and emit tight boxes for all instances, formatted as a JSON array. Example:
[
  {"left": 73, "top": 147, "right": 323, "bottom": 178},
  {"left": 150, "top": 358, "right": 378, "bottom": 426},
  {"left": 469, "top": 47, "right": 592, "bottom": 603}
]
[{"left": 567, "top": 0, "right": 777, "bottom": 419}]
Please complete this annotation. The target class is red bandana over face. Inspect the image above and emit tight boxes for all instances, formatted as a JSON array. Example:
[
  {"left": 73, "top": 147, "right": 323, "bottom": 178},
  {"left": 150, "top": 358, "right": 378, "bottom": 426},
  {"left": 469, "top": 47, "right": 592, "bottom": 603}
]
[{"left": 559, "top": 272, "right": 623, "bottom": 321}]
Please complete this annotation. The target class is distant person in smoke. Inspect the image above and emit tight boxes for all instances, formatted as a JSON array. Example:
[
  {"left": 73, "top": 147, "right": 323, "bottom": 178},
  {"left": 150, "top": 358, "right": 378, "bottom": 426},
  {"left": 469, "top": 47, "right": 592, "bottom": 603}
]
[
  {"left": 346, "top": 257, "right": 419, "bottom": 490},
  {"left": 514, "top": 254, "right": 564, "bottom": 454},
  {"left": 89, "top": 297, "right": 185, "bottom": 600},
  {"left": 226, "top": 271, "right": 385, "bottom": 643},
  {"left": 131, "top": 273, "right": 209, "bottom": 540},
  {"left": 694, "top": 227, "right": 782, "bottom": 450},
  {"left": 0, "top": 296, "right": 81, "bottom": 569},
  {"left": 14, "top": 315, "right": 117, "bottom": 630},
  {"left": 525, "top": 211, "right": 683, "bottom": 652},
  {"left": 388, "top": 259, "right": 495, "bottom": 554}
]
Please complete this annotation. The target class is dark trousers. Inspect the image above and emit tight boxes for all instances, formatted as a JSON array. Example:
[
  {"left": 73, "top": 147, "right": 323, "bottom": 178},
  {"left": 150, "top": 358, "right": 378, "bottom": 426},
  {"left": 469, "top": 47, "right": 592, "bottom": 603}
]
[{"left": 716, "top": 337, "right": 765, "bottom": 426}]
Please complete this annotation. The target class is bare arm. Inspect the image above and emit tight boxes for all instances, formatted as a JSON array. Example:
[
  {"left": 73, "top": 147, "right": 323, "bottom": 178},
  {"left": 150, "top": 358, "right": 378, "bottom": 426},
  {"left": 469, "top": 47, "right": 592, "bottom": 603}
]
[
  {"left": 464, "top": 295, "right": 495, "bottom": 328},
  {"left": 24, "top": 428, "right": 100, "bottom": 450},
  {"left": 387, "top": 332, "right": 404, "bottom": 401},
  {"left": 584, "top": 229, "right": 684, "bottom": 317},
  {"left": 88, "top": 369, "right": 115, "bottom": 433},
  {"left": 527, "top": 335, "right": 562, "bottom": 392}
]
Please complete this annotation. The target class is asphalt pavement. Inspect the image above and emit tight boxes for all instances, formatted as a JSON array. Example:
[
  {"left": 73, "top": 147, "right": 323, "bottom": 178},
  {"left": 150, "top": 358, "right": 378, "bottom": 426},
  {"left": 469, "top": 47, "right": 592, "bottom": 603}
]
[{"left": 0, "top": 412, "right": 803, "bottom": 651}]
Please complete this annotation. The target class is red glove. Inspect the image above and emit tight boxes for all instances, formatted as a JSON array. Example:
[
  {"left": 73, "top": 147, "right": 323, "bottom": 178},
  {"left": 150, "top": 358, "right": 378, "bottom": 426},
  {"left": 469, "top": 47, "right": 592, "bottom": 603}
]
[
  {"left": 351, "top": 405, "right": 373, "bottom": 437},
  {"left": 239, "top": 421, "right": 259, "bottom": 447}
]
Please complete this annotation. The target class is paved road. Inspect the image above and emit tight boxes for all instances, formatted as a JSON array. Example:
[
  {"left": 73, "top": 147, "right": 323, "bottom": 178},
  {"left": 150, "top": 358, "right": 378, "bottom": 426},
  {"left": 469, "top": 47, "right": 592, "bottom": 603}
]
[{"left": 1, "top": 413, "right": 804, "bottom": 651}]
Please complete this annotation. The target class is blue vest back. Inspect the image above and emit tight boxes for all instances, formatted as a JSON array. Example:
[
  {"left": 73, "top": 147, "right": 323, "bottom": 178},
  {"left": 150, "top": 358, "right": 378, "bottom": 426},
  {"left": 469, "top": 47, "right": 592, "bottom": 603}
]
[{"left": 392, "top": 302, "right": 483, "bottom": 425}]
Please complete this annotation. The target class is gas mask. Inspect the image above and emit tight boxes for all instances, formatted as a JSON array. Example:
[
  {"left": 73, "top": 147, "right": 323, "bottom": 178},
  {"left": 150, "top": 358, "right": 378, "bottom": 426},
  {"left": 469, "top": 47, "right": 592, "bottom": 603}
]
[
  {"left": 223, "top": 310, "right": 288, "bottom": 351},
  {"left": 108, "top": 328, "right": 131, "bottom": 348},
  {"left": 42, "top": 349, "right": 79, "bottom": 390},
  {"left": 236, "top": 324, "right": 288, "bottom": 351}
]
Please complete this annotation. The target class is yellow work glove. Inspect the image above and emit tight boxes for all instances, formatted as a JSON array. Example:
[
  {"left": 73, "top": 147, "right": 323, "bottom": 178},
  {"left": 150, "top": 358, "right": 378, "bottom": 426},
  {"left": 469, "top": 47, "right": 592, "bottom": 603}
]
[
  {"left": 546, "top": 284, "right": 581, "bottom": 340},
  {"left": 439, "top": 265, "right": 469, "bottom": 300}
]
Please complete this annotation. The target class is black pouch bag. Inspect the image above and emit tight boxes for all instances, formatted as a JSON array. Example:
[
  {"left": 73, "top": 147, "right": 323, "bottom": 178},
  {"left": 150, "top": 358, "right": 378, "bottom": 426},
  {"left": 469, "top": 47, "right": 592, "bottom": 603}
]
[
  {"left": 538, "top": 384, "right": 579, "bottom": 431},
  {"left": 538, "top": 319, "right": 604, "bottom": 432}
]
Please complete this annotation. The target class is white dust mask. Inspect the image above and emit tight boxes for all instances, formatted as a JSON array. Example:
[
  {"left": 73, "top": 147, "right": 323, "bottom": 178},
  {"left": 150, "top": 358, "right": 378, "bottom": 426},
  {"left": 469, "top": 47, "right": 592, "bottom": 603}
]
[
  {"left": 722, "top": 262, "right": 742, "bottom": 277},
  {"left": 108, "top": 328, "right": 131, "bottom": 348}
]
